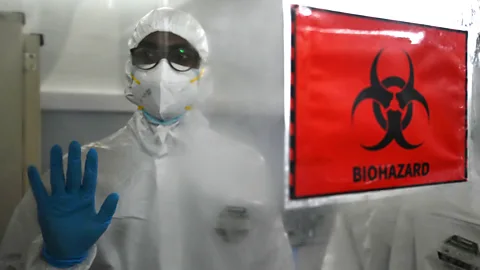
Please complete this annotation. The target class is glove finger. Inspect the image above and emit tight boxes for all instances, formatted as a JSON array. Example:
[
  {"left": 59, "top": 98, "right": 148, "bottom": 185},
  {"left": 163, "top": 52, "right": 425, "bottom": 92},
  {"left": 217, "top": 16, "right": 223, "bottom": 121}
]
[
  {"left": 96, "top": 193, "right": 119, "bottom": 225},
  {"left": 66, "top": 141, "right": 82, "bottom": 193},
  {"left": 27, "top": 166, "right": 48, "bottom": 207},
  {"left": 81, "top": 148, "right": 98, "bottom": 195},
  {"left": 50, "top": 145, "right": 65, "bottom": 195}
]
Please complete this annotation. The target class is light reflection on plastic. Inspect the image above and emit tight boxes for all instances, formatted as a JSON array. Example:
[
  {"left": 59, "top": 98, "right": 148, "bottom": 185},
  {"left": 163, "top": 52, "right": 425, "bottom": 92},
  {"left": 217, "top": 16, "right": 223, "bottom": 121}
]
[
  {"left": 159, "top": 0, "right": 170, "bottom": 7},
  {"left": 298, "top": 6, "right": 312, "bottom": 16},
  {"left": 302, "top": 28, "right": 425, "bottom": 44}
]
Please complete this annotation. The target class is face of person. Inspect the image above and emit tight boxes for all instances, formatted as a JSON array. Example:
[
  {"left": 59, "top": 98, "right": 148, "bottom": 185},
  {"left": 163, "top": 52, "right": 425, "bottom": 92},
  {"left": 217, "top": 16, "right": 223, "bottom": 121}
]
[{"left": 125, "top": 30, "right": 204, "bottom": 121}]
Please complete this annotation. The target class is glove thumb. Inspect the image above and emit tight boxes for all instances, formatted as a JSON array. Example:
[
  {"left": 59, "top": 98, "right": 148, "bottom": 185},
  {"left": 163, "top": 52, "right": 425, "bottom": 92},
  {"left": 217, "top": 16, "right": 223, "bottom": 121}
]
[{"left": 96, "top": 193, "right": 119, "bottom": 225}]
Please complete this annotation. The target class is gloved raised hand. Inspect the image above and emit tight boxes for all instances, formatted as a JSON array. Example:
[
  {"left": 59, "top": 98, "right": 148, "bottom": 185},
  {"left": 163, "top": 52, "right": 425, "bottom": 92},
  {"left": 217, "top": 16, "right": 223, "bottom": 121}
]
[{"left": 27, "top": 141, "right": 119, "bottom": 268}]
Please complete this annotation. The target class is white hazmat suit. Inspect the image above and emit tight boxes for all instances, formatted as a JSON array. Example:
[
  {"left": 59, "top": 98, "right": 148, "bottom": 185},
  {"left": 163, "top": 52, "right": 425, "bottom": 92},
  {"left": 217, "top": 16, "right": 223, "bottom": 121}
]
[{"left": 0, "top": 8, "right": 294, "bottom": 270}]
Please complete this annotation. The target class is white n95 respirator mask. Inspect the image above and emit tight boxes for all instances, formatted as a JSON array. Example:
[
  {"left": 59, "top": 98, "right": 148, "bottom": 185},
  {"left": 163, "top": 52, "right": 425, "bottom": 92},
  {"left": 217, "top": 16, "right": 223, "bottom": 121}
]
[{"left": 124, "top": 59, "right": 203, "bottom": 121}]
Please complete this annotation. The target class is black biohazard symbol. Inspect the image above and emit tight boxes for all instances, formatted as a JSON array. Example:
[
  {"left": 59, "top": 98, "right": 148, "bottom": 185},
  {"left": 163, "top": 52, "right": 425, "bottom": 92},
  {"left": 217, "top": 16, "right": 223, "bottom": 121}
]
[{"left": 351, "top": 50, "right": 430, "bottom": 151}]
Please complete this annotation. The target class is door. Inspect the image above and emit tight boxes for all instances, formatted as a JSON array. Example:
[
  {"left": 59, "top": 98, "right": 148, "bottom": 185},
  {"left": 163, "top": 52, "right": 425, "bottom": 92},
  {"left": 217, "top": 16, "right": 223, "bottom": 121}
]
[{"left": 0, "top": 12, "right": 42, "bottom": 240}]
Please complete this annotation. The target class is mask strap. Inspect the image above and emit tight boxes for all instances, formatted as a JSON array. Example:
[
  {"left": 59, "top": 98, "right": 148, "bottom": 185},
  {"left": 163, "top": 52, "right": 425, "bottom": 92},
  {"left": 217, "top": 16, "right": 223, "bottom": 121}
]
[
  {"left": 131, "top": 73, "right": 141, "bottom": 85},
  {"left": 189, "top": 68, "right": 205, "bottom": 83},
  {"left": 139, "top": 106, "right": 183, "bottom": 126}
]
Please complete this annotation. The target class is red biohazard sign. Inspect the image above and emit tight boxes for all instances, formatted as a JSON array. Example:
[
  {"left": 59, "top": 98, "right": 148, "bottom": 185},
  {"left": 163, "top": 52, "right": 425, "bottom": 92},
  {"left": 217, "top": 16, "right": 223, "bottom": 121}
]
[{"left": 288, "top": 6, "right": 468, "bottom": 199}]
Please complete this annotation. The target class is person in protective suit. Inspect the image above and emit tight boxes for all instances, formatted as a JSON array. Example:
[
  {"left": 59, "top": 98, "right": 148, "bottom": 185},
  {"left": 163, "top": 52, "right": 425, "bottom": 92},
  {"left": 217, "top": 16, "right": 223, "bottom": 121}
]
[{"left": 0, "top": 7, "right": 294, "bottom": 270}]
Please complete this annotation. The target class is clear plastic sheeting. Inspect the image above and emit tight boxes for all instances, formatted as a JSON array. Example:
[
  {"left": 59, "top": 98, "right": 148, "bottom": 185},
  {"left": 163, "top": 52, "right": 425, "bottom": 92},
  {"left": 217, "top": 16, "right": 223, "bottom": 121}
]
[
  {"left": 1, "top": 98, "right": 295, "bottom": 269},
  {"left": 284, "top": 0, "right": 480, "bottom": 269},
  {"left": 292, "top": 186, "right": 480, "bottom": 269},
  {"left": 0, "top": 0, "right": 287, "bottom": 206},
  {"left": 0, "top": 0, "right": 286, "bottom": 115},
  {"left": 383, "top": 185, "right": 480, "bottom": 270},
  {"left": 0, "top": 4, "right": 294, "bottom": 270}
]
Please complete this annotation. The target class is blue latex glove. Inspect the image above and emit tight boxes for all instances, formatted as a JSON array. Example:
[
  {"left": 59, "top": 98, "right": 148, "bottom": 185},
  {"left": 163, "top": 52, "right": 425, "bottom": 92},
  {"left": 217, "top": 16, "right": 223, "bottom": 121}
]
[{"left": 28, "top": 141, "right": 119, "bottom": 268}]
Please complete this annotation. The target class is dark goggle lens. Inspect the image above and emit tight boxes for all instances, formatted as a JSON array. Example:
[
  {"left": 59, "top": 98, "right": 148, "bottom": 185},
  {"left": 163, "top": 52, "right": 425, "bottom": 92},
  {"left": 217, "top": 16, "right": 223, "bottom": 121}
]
[
  {"left": 167, "top": 48, "right": 199, "bottom": 71},
  {"left": 131, "top": 48, "right": 161, "bottom": 69},
  {"left": 131, "top": 46, "right": 200, "bottom": 71}
]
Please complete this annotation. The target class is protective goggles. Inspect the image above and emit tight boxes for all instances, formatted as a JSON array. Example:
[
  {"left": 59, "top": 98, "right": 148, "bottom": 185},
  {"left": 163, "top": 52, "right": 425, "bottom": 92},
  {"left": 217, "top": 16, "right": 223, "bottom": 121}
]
[{"left": 130, "top": 44, "right": 201, "bottom": 72}]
